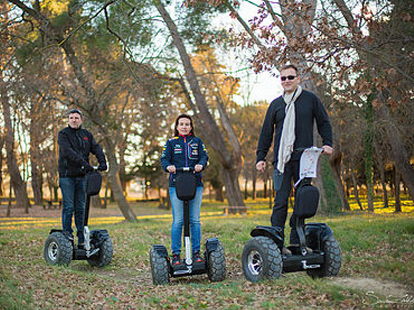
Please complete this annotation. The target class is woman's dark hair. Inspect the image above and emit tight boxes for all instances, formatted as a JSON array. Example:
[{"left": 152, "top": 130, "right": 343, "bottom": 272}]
[{"left": 174, "top": 114, "right": 195, "bottom": 136}]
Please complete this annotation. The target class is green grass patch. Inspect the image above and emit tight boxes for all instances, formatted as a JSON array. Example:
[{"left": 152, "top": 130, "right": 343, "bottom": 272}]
[{"left": 0, "top": 211, "right": 413, "bottom": 309}]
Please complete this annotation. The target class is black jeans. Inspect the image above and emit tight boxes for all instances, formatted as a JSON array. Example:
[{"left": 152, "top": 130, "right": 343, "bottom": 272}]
[{"left": 271, "top": 160, "right": 300, "bottom": 244}]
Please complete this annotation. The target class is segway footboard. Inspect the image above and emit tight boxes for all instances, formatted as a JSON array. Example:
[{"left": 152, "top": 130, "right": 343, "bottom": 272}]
[
  {"left": 305, "top": 223, "right": 341, "bottom": 278},
  {"left": 282, "top": 253, "right": 325, "bottom": 272},
  {"left": 305, "top": 223, "right": 333, "bottom": 252},
  {"left": 283, "top": 223, "right": 335, "bottom": 273},
  {"left": 72, "top": 229, "right": 112, "bottom": 260}
]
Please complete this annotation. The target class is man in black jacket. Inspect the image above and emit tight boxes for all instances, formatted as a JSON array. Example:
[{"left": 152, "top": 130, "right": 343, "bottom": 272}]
[
  {"left": 58, "top": 109, "right": 107, "bottom": 247},
  {"left": 256, "top": 64, "right": 333, "bottom": 255}
]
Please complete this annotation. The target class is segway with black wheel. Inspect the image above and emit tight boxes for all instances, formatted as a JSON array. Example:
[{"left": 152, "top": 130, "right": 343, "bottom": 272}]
[
  {"left": 150, "top": 167, "right": 226, "bottom": 285},
  {"left": 242, "top": 147, "right": 341, "bottom": 282},
  {"left": 44, "top": 168, "right": 113, "bottom": 267}
]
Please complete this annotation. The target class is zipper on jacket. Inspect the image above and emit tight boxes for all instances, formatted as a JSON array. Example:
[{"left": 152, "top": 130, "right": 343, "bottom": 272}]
[{"left": 184, "top": 136, "right": 188, "bottom": 167}]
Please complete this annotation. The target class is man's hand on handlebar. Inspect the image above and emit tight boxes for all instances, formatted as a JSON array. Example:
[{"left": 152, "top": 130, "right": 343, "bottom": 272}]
[
  {"left": 256, "top": 160, "right": 266, "bottom": 173},
  {"left": 97, "top": 164, "right": 107, "bottom": 171},
  {"left": 321, "top": 145, "right": 333, "bottom": 155}
]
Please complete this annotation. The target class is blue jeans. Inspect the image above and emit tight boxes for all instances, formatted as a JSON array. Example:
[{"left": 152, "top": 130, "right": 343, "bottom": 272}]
[
  {"left": 170, "top": 186, "right": 203, "bottom": 255},
  {"left": 60, "top": 177, "right": 86, "bottom": 243}
]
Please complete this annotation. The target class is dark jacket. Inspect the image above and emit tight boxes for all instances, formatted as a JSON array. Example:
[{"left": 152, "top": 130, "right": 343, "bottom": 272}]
[
  {"left": 58, "top": 126, "right": 106, "bottom": 178},
  {"left": 161, "top": 135, "right": 208, "bottom": 187},
  {"left": 256, "top": 89, "right": 332, "bottom": 165}
]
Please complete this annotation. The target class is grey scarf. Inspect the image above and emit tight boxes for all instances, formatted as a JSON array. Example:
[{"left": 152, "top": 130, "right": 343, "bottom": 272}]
[{"left": 277, "top": 85, "right": 302, "bottom": 173}]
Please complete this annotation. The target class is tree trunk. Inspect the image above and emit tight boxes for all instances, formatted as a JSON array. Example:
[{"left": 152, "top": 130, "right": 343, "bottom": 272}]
[
  {"left": 221, "top": 167, "right": 244, "bottom": 207},
  {"left": 91, "top": 195, "right": 103, "bottom": 208},
  {"left": 374, "top": 141, "right": 389, "bottom": 209},
  {"left": 329, "top": 148, "right": 350, "bottom": 211},
  {"left": 7, "top": 186, "right": 12, "bottom": 217},
  {"left": 381, "top": 181, "right": 389, "bottom": 209},
  {"left": 154, "top": 0, "right": 244, "bottom": 207},
  {"left": 8, "top": 0, "right": 137, "bottom": 221},
  {"left": 394, "top": 166, "right": 401, "bottom": 213},
  {"left": 252, "top": 167, "right": 257, "bottom": 200},
  {"left": 244, "top": 177, "right": 248, "bottom": 200},
  {"left": 350, "top": 162, "right": 363, "bottom": 210},
  {"left": 364, "top": 91, "right": 375, "bottom": 212},
  {"left": 377, "top": 102, "right": 414, "bottom": 201},
  {"left": 103, "top": 177, "right": 109, "bottom": 208},
  {"left": 1, "top": 81, "right": 31, "bottom": 213},
  {"left": 30, "top": 164, "right": 43, "bottom": 205},
  {"left": 333, "top": 0, "right": 414, "bottom": 203},
  {"left": 0, "top": 137, "right": 4, "bottom": 197},
  {"left": 1, "top": 1, "right": 30, "bottom": 213},
  {"left": 105, "top": 141, "right": 137, "bottom": 222},
  {"left": 282, "top": 0, "right": 344, "bottom": 213},
  {"left": 215, "top": 186, "right": 224, "bottom": 202},
  {"left": 315, "top": 162, "right": 328, "bottom": 214},
  {"left": 30, "top": 112, "right": 43, "bottom": 205}
]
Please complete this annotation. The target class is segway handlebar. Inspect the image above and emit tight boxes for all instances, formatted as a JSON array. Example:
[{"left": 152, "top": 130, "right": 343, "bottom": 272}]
[
  {"left": 293, "top": 146, "right": 323, "bottom": 154},
  {"left": 294, "top": 146, "right": 324, "bottom": 153},
  {"left": 175, "top": 167, "right": 195, "bottom": 173},
  {"left": 91, "top": 165, "right": 107, "bottom": 172}
]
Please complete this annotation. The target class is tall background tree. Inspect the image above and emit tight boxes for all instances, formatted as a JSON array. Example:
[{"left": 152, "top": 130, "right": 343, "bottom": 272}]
[{"left": 2, "top": 0, "right": 413, "bottom": 218}]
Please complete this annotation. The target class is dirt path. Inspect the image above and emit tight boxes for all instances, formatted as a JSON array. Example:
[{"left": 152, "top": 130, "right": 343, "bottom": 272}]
[{"left": 331, "top": 277, "right": 414, "bottom": 301}]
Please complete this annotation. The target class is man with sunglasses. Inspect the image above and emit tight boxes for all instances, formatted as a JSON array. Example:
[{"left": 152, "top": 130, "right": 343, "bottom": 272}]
[
  {"left": 58, "top": 108, "right": 107, "bottom": 249},
  {"left": 255, "top": 64, "right": 333, "bottom": 256}
]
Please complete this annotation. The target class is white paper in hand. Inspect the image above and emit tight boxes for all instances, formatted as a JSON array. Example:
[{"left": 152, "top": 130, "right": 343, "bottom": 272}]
[{"left": 294, "top": 147, "right": 323, "bottom": 187}]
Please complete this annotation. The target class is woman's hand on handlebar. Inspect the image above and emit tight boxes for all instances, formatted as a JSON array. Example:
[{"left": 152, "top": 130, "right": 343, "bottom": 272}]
[{"left": 167, "top": 165, "right": 176, "bottom": 173}]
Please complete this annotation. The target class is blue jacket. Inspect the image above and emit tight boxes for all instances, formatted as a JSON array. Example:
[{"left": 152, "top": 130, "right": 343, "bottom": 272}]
[{"left": 161, "top": 135, "right": 208, "bottom": 187}]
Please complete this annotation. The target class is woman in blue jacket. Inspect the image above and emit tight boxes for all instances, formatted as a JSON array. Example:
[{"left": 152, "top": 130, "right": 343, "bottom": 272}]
[{"left": 161, "top": 114, "right": 208, "bottom": 266}]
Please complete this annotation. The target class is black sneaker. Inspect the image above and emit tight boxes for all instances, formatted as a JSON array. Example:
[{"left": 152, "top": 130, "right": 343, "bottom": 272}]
[
  {"left": 290, "top": 244, "right": 313, "bottom": 254},
  {"left": 172, "top": 254, "right": 181, "bottom": 266},
  {"left": 282, "top": 246, "right": 292, "bottom": 257},
  {"left": 63, "top": 231, "right": 74, "bottom": 241},
  {"left": 193, "top": 252, "right": 204, "bottom": 263}
]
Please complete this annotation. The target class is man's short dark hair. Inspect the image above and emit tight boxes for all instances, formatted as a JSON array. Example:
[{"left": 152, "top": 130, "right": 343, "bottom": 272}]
[
  {"left": 280, "top": 64, "right": 299, "bottom": 74},
  {"left": 68, "top": 108, "right": 83, "bottom": 117}
]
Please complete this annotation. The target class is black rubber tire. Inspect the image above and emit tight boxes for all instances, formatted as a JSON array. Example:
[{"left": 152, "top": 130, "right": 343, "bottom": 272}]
[
  {"left": 242, "top": 236, "right": 282, "bottom": 282},
  {"left": 44, "top": 232, "right": 73, "bottom": 266},
  {"left": 307, "top": 235, "right": 341, "bottom": 278},
  {"left": 87, "top": 238, "right": 113, "bottom": 267},
  {"left": 150, "top": 248, "right": 170, "bottom": 285},
  {"left": 207, "top": 240, "right": 226, "bottom": 282}
]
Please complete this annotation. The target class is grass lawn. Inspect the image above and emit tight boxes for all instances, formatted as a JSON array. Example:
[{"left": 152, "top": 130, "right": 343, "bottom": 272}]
[{"left": 1, "top": 199, "right": 414, "bottom": 309}]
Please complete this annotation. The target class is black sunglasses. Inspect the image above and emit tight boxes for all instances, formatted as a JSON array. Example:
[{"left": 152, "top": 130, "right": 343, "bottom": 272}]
[{"left": 281, "top": 75, "right": 297, "bottom": 81}]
